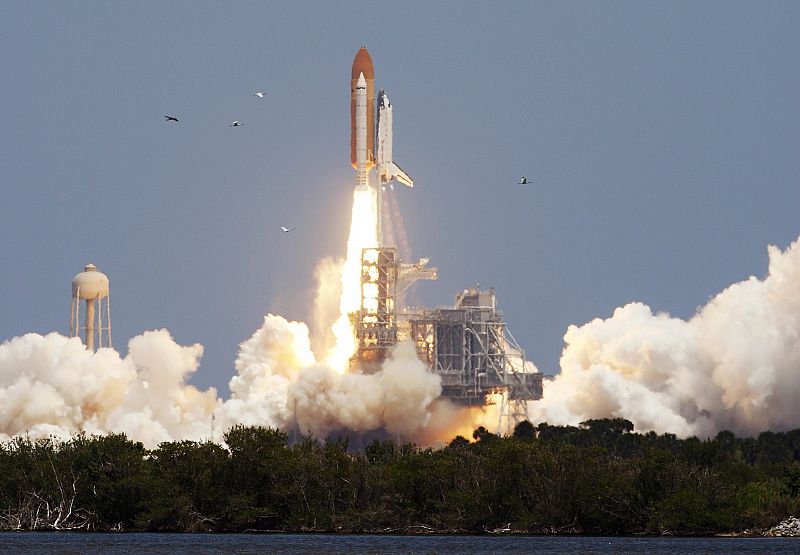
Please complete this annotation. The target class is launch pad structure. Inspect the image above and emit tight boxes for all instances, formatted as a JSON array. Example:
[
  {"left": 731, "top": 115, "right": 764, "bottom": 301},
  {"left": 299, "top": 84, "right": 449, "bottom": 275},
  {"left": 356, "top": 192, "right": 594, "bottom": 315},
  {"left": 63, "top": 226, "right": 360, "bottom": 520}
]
[
  {"left": 409, "top": 288, "right": 543, "bottom": 418},
  {"left": 351, "top": 248, "right": 398, "bottom": 370},
  {"left": 350, "top": 247, "right": 543, "bottom": 432}
]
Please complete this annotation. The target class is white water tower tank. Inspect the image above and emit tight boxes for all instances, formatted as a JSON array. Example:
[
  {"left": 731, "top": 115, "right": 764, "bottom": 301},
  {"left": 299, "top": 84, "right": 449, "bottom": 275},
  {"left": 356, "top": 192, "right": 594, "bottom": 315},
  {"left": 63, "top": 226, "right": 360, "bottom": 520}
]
[{"left": 70, "top": 263, "right": 111, "bottom": 351}]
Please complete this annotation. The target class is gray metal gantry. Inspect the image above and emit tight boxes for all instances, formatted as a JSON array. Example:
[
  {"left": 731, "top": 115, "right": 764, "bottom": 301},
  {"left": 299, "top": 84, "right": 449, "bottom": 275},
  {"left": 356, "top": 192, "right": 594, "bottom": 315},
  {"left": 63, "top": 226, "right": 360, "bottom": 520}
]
[
  {"left": 350, "top": 248, "right": 542, "bottom": 432},
  {"left": 410, "top": 287, "right": 543, "bottom": 429},
  {"left": 350, "top": 247, "right": 399, "bottom": 372}
]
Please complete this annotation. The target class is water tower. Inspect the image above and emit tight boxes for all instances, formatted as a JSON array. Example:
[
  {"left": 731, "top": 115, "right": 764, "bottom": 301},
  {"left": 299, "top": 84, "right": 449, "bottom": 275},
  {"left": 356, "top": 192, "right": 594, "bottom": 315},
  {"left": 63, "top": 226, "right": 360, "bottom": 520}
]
[{"left": 70, "top": 263, "right": 111, "bottom": 350}]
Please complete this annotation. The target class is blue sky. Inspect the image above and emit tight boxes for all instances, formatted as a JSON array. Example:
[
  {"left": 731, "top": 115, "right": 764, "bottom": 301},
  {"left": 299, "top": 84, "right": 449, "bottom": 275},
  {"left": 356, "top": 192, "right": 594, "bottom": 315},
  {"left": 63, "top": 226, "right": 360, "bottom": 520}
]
[{"left": 1, "top": 2, "right": 798, "bottom": 393}]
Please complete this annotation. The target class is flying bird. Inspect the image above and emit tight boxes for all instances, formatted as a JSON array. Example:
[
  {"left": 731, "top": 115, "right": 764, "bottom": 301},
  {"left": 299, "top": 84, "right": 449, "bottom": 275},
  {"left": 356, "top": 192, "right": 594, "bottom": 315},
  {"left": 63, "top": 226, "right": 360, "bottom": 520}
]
[
  {"left": 518, "top": 176, "right": 532, "bottom": 185},
  {"left": 253, "top": 91, "right": 267, "bottom": 98},
  {"left": 164, "top": 115, "right": 179, "bottom": 123},
  {"left": 281, "top": 226, "right": 296, "bottom": 233},
  {"left": 229, "top": 120, "right": 245, "bottom": 127}
]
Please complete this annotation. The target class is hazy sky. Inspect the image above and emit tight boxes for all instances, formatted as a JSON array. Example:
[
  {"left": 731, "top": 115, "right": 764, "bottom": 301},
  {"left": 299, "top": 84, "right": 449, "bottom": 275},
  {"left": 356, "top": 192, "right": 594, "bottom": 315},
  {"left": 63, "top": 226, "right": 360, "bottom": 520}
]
[{"left": 1, "top": 2, "right": 798, "bottom": 394}]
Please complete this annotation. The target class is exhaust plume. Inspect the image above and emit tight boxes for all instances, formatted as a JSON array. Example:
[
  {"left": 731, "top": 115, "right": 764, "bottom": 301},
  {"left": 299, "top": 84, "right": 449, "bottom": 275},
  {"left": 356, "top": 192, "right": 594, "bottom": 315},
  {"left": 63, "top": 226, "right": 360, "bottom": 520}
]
[{"left": 326, "top": 187, "right": 377, "bottom": 372}]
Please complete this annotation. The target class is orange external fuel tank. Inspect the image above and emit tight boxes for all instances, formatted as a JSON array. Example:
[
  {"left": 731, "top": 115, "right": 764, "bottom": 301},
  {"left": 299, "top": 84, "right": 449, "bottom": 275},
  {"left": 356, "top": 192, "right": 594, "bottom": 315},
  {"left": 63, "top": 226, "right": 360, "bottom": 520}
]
[{"left": 351, "top": 47, "right": 375, "bottom": 169}]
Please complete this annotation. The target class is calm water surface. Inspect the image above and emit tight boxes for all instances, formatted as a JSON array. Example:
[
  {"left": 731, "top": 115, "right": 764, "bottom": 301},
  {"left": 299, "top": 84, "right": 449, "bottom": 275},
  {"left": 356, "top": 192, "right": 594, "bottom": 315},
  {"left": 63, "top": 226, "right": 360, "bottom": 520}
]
[{"left": 0, "top": 533, "right": 796, "bottom": 554}]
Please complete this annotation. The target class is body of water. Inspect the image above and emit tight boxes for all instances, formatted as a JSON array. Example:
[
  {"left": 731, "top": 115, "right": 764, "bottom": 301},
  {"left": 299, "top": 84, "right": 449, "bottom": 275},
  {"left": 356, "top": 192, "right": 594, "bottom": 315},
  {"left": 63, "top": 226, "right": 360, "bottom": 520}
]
[{"left": 0, "top": 533, "right": 797, "bottom": 554}]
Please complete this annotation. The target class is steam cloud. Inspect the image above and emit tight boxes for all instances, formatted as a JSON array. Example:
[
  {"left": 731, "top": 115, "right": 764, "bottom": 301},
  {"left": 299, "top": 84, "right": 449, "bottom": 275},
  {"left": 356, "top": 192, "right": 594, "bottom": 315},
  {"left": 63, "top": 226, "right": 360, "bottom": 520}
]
[
  {"left": 0, "top": 316, "right": 443, "bottom": 448},
  {"left": 0, "top": 330, "right": 217, "bottom": 447},
  {"left": 1, "top": 236, "right": 798, "bottom": 446},
  {"left": 217, "top": 314, "right": 441, "bottom": 439},
  {"left": 530, "top": 236, "right": 800, "bottom": 437}
]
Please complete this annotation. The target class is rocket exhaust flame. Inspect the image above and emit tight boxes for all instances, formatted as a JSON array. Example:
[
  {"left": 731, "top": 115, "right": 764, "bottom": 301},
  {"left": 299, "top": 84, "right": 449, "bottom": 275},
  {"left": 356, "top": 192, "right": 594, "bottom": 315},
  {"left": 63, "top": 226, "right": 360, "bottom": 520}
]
[{"left": 325, "top": 186, "right": 377, "bottom": 373}]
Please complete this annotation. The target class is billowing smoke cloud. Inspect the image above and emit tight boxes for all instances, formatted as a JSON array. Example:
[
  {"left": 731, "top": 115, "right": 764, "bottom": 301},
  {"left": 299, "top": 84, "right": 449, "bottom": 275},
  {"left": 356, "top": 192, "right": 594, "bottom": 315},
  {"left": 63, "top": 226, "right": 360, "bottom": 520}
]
[
  {"left": 217, "top": 314, "right": 442, "bottom": 440},
  {"left": 0, "top": 316, "right": 443, "bottom": 447},
  {"left": 213, "top": 314, "right": 315, "bottom": 434},
  {"left": 0, "top": 330, "right": 217, "bottom": 447},
  {"left": 309, "top": 256, "right": 343, "bottom": 360},
  {"left": 531, "top": 237, "right": 800, "bottom": 438}
]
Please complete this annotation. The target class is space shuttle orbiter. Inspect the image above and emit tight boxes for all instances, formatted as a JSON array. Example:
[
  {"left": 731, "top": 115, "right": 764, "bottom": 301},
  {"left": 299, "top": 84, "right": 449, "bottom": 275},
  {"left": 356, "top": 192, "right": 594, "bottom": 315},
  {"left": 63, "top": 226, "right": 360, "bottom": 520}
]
[{"left": 376, "top": 89, "right": 413, "bottom": 188}]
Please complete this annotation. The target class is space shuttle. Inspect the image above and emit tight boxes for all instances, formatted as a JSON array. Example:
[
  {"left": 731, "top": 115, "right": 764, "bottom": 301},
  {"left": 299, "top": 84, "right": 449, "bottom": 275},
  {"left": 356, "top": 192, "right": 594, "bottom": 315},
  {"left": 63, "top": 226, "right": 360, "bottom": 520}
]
[
  {"left": 351, "top": 47, "right": 413, "bottom": 190},
  {"left": 376, "top": 90, "right": 413, "bottom": 188}
]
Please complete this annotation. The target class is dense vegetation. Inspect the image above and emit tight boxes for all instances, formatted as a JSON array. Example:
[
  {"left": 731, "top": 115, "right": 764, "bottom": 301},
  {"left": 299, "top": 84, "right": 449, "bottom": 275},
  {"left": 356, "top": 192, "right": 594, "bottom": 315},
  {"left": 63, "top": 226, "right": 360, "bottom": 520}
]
[{"left": 1, "top": 420, "right": 799, "bottom": 534}]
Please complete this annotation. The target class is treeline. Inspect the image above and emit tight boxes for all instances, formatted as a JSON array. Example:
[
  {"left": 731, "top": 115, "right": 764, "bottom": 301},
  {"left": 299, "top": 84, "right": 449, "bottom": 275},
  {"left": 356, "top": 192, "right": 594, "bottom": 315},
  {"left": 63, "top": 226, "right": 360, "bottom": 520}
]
[{"left": 1, "top": 420, "right": 799, "bottom": 534}]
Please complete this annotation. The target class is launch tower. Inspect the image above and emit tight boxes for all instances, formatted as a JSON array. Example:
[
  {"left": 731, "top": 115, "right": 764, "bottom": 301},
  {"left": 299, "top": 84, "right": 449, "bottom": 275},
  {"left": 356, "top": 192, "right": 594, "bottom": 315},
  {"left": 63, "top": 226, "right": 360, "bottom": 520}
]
[
  {"left": 351, "top": 247, "right": 398, "bottom": 372},
  {"left": 409, "top": 287, "right": 543, "bottom": 422}
]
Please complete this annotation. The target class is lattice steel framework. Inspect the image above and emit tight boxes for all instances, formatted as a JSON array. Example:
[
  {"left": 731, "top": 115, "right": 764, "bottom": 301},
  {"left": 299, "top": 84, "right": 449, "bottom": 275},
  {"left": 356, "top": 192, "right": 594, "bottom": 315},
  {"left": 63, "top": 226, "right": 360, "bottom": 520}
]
[
  {"left": 410, "top": 288, "right": 543, "bottom": 431},
  {"left": 349, "top": 254, "right": 543, "bottom": 432},
  {"left": 350, "top": 247, "right": 398, "bottom": 372}
]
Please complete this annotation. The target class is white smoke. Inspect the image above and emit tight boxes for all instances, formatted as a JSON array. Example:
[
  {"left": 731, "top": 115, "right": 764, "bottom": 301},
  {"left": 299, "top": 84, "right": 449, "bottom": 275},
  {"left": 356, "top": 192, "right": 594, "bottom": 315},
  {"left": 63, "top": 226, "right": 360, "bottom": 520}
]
[
  {"left": 0, "top": 315, "right": 442, "bottom": 447},
  {"left": 213, "top": 314, "right": 315, "bottom": 435},
  {"left": 217, "top": 314, "right": 441, "bottom": 440},
  {"left": 531, "top": 236, "right": 800, "bottom": 438},
  {"left": 291, "top": 340, "right": 441, "bottom": 437},
  {"left": 0, "top": 330, "right": 217, "bottom": 447},
  {"left": 309, "top": 256, "right": 344, "bottom": 361}
]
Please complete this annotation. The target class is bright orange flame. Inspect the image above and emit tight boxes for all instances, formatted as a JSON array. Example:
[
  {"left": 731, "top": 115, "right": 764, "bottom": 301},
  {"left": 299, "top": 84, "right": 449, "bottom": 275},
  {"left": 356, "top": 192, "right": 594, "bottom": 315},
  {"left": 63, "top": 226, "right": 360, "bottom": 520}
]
[{"left": 411, "top": 399, "right": 504, "bottom": 446}]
